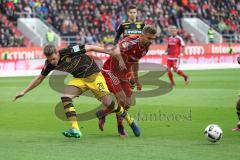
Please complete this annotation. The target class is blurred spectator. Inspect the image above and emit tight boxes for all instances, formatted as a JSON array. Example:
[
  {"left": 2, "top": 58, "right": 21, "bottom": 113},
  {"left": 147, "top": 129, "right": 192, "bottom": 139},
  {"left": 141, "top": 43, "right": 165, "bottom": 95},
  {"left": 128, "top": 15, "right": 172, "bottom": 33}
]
[
  {"left": 0, "top": 0, "right": 239, "bottom": 46},
  {"left": 208, "top": 27, "right": 215, "bottom": 43},
  {"left": 46, "top": 29, "right": 56, "bottom": 45},
  {"left": 218, "top": 19, "right": 228, "bottom": 34},
  {"left": 0, "top": 15, "right": 25, "bottom": 47}
]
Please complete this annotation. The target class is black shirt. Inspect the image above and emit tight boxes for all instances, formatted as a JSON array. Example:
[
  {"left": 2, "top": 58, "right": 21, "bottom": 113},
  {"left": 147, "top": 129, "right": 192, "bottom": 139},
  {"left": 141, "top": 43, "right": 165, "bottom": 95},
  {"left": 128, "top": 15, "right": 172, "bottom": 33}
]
[
  {"left": 41, "top": 45, "right": 100, "bottom": 78},
  {"left": 114, "top": 21, "right": 145, "bottom": 44}
]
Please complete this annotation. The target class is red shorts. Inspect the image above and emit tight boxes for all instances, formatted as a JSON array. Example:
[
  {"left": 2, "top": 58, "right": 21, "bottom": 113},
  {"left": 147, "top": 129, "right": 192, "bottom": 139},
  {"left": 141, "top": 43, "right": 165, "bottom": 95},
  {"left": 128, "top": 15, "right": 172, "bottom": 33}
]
[
  {"left": 167, "top": 59, "right": 179, "bottom": 69},
  {"left": 101, "top": 70, "right": 132, "bottom": 97}
]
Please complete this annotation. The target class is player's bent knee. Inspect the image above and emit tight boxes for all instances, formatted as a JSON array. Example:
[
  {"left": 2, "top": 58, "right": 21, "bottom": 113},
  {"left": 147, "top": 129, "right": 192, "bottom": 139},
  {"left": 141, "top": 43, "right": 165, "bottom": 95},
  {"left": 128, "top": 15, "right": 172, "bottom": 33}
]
[
  {"left": 101, "top": 95, "right": 113, "bottom": 107},
  {"left": 107, "top": 101, "right": 115, "bottom": 110},
  {"left": 119, "top": 96, "right": 127, "bottom": 104},
  {"left": 126, "top": 98, "right": 131, "bottom": 107}
]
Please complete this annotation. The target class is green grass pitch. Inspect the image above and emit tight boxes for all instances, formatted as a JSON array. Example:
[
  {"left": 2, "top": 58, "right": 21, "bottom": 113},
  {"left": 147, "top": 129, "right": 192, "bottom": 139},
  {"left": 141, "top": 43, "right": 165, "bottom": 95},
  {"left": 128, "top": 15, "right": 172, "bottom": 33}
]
[{"left": 0, "top": 69, "right": 240, "bottom": 160}]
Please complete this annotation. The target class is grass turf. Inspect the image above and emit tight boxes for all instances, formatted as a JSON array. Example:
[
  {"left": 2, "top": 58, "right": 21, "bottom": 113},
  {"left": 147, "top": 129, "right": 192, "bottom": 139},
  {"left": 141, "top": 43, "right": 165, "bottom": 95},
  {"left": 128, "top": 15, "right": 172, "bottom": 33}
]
[{"left": 0, "top": 69, "right": 240, "bottom": 160}]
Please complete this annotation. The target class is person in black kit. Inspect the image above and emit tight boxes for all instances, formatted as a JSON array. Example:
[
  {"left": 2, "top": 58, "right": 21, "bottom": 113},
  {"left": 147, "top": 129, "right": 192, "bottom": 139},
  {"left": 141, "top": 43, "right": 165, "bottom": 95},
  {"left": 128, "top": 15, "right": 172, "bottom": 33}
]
[
  {"left": 13, "top": 44, "right": 140, "bottom": 138},
  {"left": 114, "top": 4, "right": 145, "bottom": 44}
]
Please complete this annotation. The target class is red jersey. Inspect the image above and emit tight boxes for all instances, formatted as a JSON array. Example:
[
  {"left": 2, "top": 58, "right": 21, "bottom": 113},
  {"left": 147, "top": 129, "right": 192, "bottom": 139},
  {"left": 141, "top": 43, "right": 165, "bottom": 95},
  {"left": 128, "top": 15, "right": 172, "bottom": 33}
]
[
  {"left": 103, "top": 36, "right": 149, "bottom": 79},
  {"left": 167, "top": 35, "right": 185, "bottom": 60}
]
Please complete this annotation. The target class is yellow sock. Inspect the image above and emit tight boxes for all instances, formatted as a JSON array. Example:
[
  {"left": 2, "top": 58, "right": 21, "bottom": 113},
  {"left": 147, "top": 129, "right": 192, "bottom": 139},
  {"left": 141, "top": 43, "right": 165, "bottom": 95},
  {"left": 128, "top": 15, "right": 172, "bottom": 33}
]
[
  {"left": 115, "top": 106, "right": 124, "bottom": 115},
  {"left": 115, "top": 106, "right": 134, "bottom": 125},
  {"left": 124, "top": 113, "right": 134, "bottom": 125},
  {"left": 69, "top": 117, "right": 80, "bottom": 130},
  {"left": 65, "top": 107, "right": 80, "bottom": 130},
  {"left": 61, "top": 97, "right": 80, "bottom": 131}
]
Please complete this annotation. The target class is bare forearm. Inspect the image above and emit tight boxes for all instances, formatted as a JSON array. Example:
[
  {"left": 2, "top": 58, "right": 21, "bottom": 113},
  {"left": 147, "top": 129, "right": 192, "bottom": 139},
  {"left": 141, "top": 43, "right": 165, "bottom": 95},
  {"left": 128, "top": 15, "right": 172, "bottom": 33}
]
[
  {"left": 85, "top": 45, "right": 114, "bottom": 55},
  {"left": 23, "top": 75, "right": 44, "bottom": 94},
  {"left": 13, "top": 75, "right": 45, "bottom": 101}
]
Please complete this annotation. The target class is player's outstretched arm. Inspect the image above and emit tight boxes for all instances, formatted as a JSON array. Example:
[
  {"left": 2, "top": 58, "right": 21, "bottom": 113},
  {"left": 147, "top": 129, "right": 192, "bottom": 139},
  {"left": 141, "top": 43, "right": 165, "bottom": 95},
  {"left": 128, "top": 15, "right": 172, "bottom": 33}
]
[
  {"left": 85, "top": 44, "right": 126, "bottom": 70},
  {"left": 13, "top": 75, "right": 46, "bottom": 102},
  {"left": 85, "top": 45, "right": 113, "bottom": 55},
  {"left": 85, "top": 44, "right": 122, "bottom": 56}
]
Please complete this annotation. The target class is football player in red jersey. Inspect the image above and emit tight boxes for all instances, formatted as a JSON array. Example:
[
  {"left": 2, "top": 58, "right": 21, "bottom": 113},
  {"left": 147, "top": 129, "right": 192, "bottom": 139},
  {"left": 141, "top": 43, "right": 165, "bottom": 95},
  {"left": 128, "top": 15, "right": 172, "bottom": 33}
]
[
  {"left": 99, "top": 25, "right": 157, "bottom": 137},
  {"left": 114, "top": 4, "right": 145, "bottom": 91},
  {"left": 166, "top": 26, "right": 189, "bottom": 86}
]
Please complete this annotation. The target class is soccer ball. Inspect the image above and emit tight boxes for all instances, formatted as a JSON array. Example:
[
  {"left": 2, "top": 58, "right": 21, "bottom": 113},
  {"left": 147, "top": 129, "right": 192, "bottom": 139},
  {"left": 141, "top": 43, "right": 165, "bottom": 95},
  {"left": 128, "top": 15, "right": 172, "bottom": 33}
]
[{"left": 204, "top": 124, "right": 223, "bottom": 143}]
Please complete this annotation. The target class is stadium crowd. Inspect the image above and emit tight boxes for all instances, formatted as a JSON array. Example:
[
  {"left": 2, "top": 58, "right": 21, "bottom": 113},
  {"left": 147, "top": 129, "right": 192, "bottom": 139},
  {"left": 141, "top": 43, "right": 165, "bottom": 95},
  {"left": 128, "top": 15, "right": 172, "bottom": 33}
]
[
  {"left": 0, "top": 14, "right": 25, "bottom": 47},
  {"left": 0, "top": 0, "right": 239, "bottom": 46}
]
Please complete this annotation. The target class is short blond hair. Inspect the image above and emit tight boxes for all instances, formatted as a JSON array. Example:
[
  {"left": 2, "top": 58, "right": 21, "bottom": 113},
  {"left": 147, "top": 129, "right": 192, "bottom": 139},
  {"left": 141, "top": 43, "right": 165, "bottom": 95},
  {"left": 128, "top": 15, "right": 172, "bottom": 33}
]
[{"left": 142, "top": 25, "right": 157, "bottom": 35}]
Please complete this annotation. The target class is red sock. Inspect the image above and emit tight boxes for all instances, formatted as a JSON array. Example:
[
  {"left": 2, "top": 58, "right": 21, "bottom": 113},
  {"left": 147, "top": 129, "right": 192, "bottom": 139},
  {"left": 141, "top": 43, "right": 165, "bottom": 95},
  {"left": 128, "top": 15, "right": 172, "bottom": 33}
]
[
  {"left": 177, "top": 70, "right": 187, "bottom": 78},
  {"left": 168, "top": 71, "right": 174, "bottom": 84}
]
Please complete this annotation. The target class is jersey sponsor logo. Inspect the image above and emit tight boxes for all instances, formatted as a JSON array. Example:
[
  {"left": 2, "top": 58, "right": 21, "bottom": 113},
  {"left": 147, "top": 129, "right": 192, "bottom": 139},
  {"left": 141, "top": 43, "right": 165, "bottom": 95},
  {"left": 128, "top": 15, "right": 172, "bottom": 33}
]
[
  {"left": 125, "top": 30, "right": 142, "bottom": 34},
  {"left": 185, "top": 46, "right": 205, "bottom": 55}
]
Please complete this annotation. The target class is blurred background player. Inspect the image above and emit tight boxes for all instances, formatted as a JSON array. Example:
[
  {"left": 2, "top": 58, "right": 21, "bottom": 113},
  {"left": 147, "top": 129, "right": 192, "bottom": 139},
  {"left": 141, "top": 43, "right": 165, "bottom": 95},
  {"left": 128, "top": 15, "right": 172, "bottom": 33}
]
[
  {"left": 13, "top": 44, "right": 140, "bottom": 138},
  {"left": 101, "top": 25, "right": 157, "bottom": 137},
  {"left": 166, "top": 26, "right": 189, "bottom": 86},
  {"left": 114, "top": 4, "right": 145, "bottom": 44}
]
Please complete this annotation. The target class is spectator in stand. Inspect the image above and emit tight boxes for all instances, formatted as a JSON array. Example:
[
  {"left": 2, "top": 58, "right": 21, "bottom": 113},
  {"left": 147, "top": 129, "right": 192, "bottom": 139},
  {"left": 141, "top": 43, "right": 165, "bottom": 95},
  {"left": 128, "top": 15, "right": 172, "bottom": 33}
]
[
  {"left": 218, "top": 19, "right": 228, "bottom": 34},
  {"left": 208, "top": 27, "right": 215, "bottom": 44},
  {"left": 0, "top": 0, "right": 239, "bottom": 46},
  {"left": 46, "top": 29, "right": 56, "bottom": 45}
]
